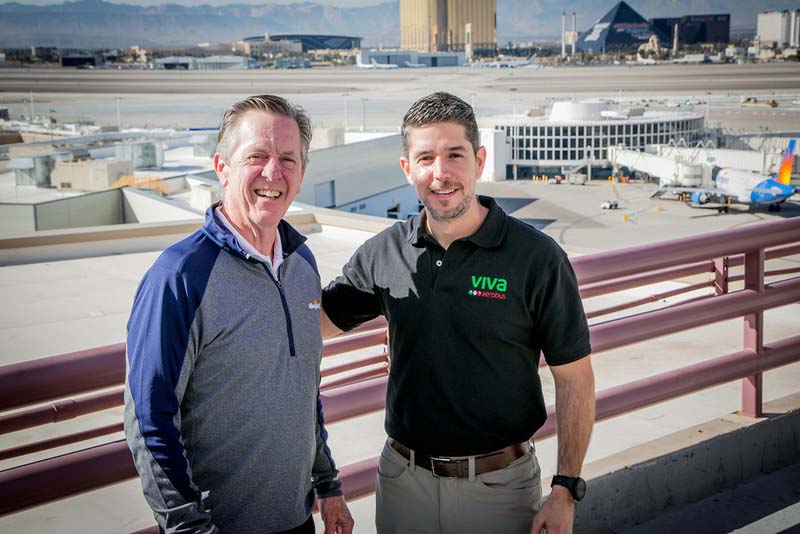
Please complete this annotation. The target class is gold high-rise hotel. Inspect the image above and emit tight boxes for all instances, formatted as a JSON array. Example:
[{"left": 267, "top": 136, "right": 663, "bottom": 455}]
[{"left": 400, "top": 0, "right": 496, "bottom": 54}]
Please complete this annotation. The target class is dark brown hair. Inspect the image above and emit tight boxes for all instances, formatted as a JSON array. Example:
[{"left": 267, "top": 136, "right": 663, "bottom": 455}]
[{"left": 401, "top": 92, "right": 479, "bottom": 156}]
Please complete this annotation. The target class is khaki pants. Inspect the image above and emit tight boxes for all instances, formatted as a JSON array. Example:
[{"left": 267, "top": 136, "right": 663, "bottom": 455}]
[{"left": 375, "top": 440, "right": 542, "bottom": 534}]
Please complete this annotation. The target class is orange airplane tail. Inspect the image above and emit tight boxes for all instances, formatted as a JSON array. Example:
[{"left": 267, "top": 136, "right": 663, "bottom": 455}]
[{"left": 776, "top": 139, "right": 796, "bottom": 185}]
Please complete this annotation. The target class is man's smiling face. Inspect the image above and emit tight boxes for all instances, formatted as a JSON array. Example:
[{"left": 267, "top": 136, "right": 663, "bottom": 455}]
[
  {"left": 215, "top": 110, "right": 304, "bottom": 230},
  {"left": 400, "top": 121, "right": 485, "bottom": 222}
]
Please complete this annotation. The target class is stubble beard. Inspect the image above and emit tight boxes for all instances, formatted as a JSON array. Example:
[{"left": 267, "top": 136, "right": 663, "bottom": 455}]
[{"left": 424, "top": 192, "right": 472, "bottom": 222}]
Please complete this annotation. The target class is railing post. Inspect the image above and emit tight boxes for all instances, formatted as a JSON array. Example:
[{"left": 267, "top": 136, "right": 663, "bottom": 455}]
[
  {"left": 741, "top": 248, "right": 765, "bottom": 418},
  {"left": 714, "top": 256, "right": 728, "bottom": 295}
]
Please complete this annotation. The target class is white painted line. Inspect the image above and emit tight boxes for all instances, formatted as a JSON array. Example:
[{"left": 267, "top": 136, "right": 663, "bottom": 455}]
[{"left": 730, "top": 501, "right": 800, "bottom": 534}]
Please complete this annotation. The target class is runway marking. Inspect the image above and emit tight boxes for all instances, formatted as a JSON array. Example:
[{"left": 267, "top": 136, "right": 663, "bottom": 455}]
[{"left": 730, "top": 501, "right": 800, "bottom": 534}]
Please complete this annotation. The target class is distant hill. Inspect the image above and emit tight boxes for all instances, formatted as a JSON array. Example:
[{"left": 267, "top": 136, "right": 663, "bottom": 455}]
[
  {"left": 0, "top": 0, "right": 400, "bottom": 48},
  {"left": 0, "top": 0, "right": 783, "bottom": 49}
]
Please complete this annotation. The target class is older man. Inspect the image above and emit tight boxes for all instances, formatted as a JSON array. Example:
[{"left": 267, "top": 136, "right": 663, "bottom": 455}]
[
  {"left": 322, "top": 92, "right": 595, "bottom": 534},
  {"left": 125, "top": 95, "right": 353, "bottom": 534}
]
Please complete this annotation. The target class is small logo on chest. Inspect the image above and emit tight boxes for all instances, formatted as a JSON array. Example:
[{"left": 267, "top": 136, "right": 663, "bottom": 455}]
[
  {"left": 468, "top": 275, "right": 508, "bottom": 300},
  {"left": 308, "top": 298, "right": 321, "bottom": 310}
]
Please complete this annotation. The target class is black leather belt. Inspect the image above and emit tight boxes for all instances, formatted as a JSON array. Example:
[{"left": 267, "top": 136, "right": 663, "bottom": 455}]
[{"left": 388, "top": 438, "right": 529, "bottom": 478}]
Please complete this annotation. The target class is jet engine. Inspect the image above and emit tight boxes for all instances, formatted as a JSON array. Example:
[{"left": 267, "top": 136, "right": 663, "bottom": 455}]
[{"left": 690, "top": 191, "right": 710, "bottom": 205}]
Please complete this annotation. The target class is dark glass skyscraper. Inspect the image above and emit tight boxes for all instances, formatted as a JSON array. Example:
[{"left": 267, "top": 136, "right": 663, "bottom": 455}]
[{"left": 651, "top": 14, "right": 730, "bottom": 46}]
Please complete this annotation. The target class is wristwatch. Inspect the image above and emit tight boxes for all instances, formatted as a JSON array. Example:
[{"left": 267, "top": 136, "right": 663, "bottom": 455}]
[{"left": 551, "top": 475, "right": 587, "bottom": 502}]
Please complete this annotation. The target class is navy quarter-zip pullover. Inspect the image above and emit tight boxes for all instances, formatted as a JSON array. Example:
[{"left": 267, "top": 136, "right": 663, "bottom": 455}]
[{"left": 124, "top": 203, "right": 340, "bottom": 533}]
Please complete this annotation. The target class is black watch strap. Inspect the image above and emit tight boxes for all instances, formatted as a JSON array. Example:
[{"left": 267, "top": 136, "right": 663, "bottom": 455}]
[{"left": 551, "top": 475, "right": 587, "bottom": 502}]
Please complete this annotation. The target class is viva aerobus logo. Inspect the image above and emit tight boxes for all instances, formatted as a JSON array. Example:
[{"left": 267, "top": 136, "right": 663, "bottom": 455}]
[{"left": 468, "top": 275, "right": 508, "bottom": 300}]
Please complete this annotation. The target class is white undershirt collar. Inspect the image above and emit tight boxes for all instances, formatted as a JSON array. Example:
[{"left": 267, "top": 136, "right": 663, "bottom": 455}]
[{"left": 216, "top": 206, "right": 283, "bottom": 272}]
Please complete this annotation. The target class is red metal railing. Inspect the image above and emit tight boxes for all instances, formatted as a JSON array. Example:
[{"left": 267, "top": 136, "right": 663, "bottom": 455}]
[{"left": 1, "top": 217, "right": 798, "bottom": 520}]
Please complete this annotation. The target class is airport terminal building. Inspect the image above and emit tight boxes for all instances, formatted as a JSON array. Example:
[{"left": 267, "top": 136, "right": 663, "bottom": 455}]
[
  {"left": 357, "top": 49, "right": 465, "bottom": 67},
  {"left": 268, "top": 34, "right": 362, "bottom": 51},
  {"left": 484, "top": 101, "right": 705, "bottom": 180}
]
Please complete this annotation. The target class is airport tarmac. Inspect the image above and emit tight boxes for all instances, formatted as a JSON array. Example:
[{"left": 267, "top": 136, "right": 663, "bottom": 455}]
[
  {"left": 478, "top": 179, "right": 800, "bottom": 254},
  {"left": 1, "top": 63, "right": 800, "bottom": 131}
]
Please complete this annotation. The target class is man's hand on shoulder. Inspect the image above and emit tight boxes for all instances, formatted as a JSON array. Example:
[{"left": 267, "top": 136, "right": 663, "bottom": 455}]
[
  {"left": 319, "top": 495, "right": 354, "bottom": 534},
  {"left": 531, "top": 485, "right": 575, "bottom": 534}
]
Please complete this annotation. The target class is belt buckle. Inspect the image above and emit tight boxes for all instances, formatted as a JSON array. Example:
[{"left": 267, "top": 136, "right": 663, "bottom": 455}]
[{"left": 429, "top": 456, "right": 461, "bottom": 478}]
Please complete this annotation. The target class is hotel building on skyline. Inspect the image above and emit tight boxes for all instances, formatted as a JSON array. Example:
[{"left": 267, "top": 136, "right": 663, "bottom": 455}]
[{"left": 400, "top": 0, "right": 496, "bottom": 55}]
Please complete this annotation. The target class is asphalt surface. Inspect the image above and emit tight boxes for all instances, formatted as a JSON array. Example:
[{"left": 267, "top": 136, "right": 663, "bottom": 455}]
[
  {"left": 621, "top": 462, "right": 800, "bottom": 534},
  {"left": 2, "top": 63, "right": 800, "bottom": 95}
]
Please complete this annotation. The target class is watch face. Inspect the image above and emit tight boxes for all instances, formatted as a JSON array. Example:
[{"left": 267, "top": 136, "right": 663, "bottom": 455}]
[{"left": 574, "top": 478, "right": 587, "bottom": 501}]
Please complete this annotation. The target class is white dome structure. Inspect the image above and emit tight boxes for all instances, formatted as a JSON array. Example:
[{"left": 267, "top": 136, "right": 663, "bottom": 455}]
[
  {"left": 548, "top": 101, "right": 605, "bottom": 122},
  {"left": 488, "top": 101, "right": 705, "bottom": 180}
]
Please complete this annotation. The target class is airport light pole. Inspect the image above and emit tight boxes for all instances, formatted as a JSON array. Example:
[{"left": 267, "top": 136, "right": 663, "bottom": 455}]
[
  {"left": 115, "top": 97, "right": 122, "bottom": 132},
  {"left": 360, "top": 98, "right": 367, "bottom": 132},
  {"left": 343, "top": 93, "right": 349, "bottom": 131}
]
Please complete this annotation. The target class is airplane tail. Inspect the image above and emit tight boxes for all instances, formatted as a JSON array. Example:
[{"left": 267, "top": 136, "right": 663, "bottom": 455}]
[{"left": 776, "top": 139, "right": 796, "bottom": 185}]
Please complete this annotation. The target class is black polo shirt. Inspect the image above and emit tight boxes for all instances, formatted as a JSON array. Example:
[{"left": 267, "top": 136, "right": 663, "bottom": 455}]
[{"left": 322, "top": 196, "right": 591, "bottom": 456}]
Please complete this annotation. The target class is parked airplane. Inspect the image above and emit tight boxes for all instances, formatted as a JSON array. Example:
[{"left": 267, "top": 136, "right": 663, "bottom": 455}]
[
  {"left": 652, "top": 140, "right": 797, "bottom": 213},
  {"left": 356, "top": 58, "right": 399, "bottom": 69},
  {"left": 472, "top": 54, "right": 539, "bottom": 69},
  {"left": 404, "top": 61, "right": 427, "bottom": 68}
]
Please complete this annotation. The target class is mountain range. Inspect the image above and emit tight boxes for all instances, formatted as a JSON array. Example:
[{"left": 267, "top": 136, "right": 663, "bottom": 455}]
[{"left": 0, "top": 0, "right": 780, "bottom": 49}]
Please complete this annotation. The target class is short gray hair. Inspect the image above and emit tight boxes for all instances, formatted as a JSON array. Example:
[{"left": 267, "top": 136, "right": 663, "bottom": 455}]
[
  {"left": 401, "top": 92, "right": 479, "bottom": 157},
  {"left": 216, "top": 94, "right": 312, "bottom": 169}
]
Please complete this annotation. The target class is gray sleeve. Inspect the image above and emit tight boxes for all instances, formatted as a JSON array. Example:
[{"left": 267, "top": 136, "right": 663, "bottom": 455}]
[{"left": 124, "top": 368, "right": 220, "bottom": 533}]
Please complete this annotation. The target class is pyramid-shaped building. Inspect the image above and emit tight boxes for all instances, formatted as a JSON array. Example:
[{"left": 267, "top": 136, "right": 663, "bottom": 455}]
[{"left": 576, "top": 1, "right": 668, "bottom": 54}]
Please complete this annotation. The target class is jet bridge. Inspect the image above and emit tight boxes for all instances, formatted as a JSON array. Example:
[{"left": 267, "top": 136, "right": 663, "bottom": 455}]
[
  {"left": 609, "top": 143, "right": 793, "bottom": 189},
  {"left": 648, "top": 145, "right": 787, "bottom": 175},
  {"left": 607, "top": 146, "right": 712, "bottom": 188}
]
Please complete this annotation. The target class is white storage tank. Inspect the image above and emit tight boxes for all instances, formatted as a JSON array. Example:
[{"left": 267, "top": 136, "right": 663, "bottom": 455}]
[{"left": 549, "top": 101, "right": 605, "bottom": 122}]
